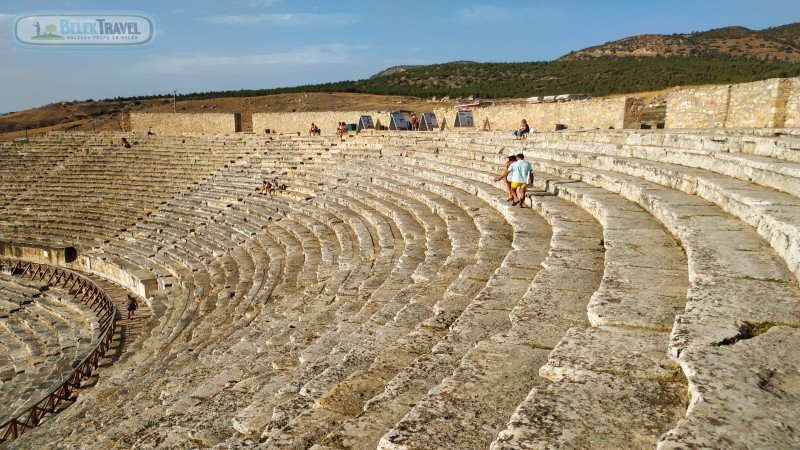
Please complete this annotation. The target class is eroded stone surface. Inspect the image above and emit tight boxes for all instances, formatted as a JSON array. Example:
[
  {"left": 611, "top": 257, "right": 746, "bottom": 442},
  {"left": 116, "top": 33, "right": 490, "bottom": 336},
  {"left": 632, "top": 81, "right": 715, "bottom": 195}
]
[
  {"left": 491, "top": 373, "right": 686, "bottom": 450},
  {"left": 660, "top": 326, "right": 800, "bottom": 449}
]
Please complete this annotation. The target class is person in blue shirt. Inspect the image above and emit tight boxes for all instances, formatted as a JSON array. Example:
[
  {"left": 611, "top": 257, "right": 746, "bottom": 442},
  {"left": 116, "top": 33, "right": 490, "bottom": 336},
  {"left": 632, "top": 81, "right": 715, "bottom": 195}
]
[{"left": 495, "top": 153, "right": 534, "bottom": 207}]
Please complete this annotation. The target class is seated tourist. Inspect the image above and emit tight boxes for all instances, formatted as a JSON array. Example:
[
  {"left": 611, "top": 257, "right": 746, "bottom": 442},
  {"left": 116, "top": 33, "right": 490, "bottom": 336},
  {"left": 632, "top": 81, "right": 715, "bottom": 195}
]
[
  {"left": 410, "top": 113, "right": 419, "bottom": 131},
  {"left": 309, "top": 123, "right": 321, "bottom": 135},
  {"left": 260, "top": 180, "right": 270, "bottom": 195},
  {"left": 121, "top": 137, "right": 131, "bottom": 148},
  {"left": 514, "top": 119, "right": 530, "bottom": 139},
  {"left": 336, "top": 122, "right": 346, "bottom": 135}
]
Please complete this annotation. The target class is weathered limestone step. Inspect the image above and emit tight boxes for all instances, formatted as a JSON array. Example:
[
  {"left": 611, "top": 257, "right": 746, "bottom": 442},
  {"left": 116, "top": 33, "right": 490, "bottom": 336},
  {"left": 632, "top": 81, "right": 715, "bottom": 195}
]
[
  {"left": 547, "top": 180, "right": 688, "bottom": 331},
  {"left": 658, "top": 325, "right": 800, "bottom": 449},
  {"left": 539, "top": 326, "right": 677, "bottom": 381},
  {"left": 379, "top": 338, "right": 550, "bottom": 450},
  {"left": 491, "top": 372, "right": 686, "bottom": 450}
]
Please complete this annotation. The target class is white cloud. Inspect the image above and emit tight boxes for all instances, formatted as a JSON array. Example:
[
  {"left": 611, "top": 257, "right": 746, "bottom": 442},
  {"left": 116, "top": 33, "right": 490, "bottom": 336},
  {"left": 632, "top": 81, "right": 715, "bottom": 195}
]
[
  {"left": 249, "top": 0, "right": 281, "bottom": 6},
  {"left": 134, "top": 44, "right": 357, "bottom": 75},
  {"left": 202, "top": 12, "right": 357, "bottom": 27}
]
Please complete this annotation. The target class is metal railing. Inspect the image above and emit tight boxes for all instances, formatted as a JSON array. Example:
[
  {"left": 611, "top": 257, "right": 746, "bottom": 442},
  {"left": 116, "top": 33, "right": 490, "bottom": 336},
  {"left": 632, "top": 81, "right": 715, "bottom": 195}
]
[{"left": 0, "top": 258, "right": 119, "bottom": 443}]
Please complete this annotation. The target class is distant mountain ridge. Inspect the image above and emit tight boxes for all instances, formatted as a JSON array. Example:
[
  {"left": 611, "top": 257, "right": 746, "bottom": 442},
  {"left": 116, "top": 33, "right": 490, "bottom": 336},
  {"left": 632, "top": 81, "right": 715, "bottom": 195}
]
[{"left": 560, "top": 23, "right": 800, "bottom": 62}]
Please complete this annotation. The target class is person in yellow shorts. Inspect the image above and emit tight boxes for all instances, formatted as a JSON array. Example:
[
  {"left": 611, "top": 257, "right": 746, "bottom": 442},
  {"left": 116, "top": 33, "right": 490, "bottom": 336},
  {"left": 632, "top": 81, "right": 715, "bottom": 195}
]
[{"left": 495, "top": 153, "right": 534, "bottom": 208}]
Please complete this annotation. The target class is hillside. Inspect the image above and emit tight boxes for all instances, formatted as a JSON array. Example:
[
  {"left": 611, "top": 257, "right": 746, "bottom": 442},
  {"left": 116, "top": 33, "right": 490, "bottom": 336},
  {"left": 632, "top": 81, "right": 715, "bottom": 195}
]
[
  {"left": 560, "top": 23, "right": 800, "bottom": 61},
  {"left": 120, "top": 57, "right": 798, "bottom": 103}
]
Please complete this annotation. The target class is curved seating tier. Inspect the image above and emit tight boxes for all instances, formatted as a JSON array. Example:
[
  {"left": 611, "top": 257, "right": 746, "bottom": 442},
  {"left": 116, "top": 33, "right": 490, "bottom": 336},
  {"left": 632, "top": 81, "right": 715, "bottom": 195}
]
[
  {"left": 1, "top": 129, "right": 797, "bottom": 449},
  {"left": 0, "top": 132, "right": 268, "bottom": 250}
]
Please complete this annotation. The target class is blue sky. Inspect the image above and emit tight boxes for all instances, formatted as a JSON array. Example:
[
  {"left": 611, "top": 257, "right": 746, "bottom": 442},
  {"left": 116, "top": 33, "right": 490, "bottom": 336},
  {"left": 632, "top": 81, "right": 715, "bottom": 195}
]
[{"left": 1, "top": 0, "right": 798, "bottom": 113}]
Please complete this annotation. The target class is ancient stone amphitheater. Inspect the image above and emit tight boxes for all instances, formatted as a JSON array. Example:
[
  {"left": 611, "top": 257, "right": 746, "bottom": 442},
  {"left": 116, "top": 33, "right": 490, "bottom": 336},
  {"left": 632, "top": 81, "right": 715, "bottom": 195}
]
[{"left": 1, "top": 126, "right": 799, "bottom": 449}]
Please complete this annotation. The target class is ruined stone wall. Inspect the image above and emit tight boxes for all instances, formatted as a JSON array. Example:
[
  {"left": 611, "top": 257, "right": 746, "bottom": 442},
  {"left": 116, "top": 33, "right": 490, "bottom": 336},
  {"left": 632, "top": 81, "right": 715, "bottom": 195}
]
[
  {"left": 252, "top": 111, "right": 389, "bottom": 135},
  {"left": 786, "top": 78, "right": 800, "bottom": 128},
  {"left": 665, "top": 77, "right": 800, "bottom": 129},
  {"left": 251, "top": 98, "right": 637, "bottom": 135},
  {"left": 432, "top": 97, "right": 636, "bottom": 132},
  {"left": 0, "top": 241, "right": 74, "bottom": 266},
  {"left": 727, "top": 78, "right": 784, "bottom": 128},
  {"left": 665, "top": 85, "right": 730, "bottom": 129},
  {"left": 129, "top": 113, "right": 241, "bottom": 133}
]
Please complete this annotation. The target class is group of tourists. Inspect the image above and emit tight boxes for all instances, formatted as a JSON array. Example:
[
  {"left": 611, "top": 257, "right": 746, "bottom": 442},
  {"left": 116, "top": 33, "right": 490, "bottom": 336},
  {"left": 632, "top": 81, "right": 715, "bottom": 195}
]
[{"left": 260, "top": 178, "right": 285, "bottom": 195}]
